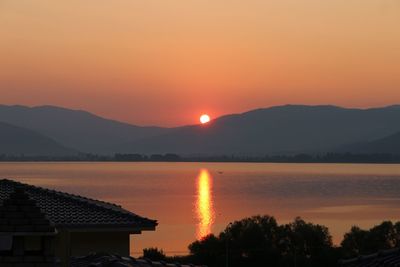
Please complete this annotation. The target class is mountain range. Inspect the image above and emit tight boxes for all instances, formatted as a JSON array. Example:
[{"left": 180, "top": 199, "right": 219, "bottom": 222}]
[
  {"left": 0, "top": 104, "right": 400, "bottom": 156},
  {"left": 0, "top": 121, "right": 74, "bottom": 156},
  {"left": 0, "top": 105, "right": 169, "bottom": 154}
]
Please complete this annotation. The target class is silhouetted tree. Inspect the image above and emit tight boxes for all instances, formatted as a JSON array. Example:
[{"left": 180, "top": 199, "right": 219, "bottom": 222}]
[
  {"left": 282, "top": 217, "right": 336, "bottom": 267},
  {"left": 115, "top": 153, "right": 147, "bottom": 161},
  {"left": 341, "top": 221, "right": 400, "bottom": 258},
  {"left": 220, "top": 215, "right": 280, "bottom": 267},
  {"left": 341, "top": 226, "right": 368, "bottom": 258},
  {"left": 151, "top": 217, "right": 400, "bottom": 267},
  {"left": 142, "top": 247, "right": 167, "bottom": 261},
  {"left": 188, "top": 215, "right": 336, "bottom": 267},
  {"left": 189, "top": 234, "right": 224, "bottom": 266}
]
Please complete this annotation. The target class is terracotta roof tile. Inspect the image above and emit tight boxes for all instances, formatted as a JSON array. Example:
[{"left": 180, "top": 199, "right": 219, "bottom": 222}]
[
  {"left": 71, "top": 253, "right": 207, "bottom": 267},
  {"left": 0, "top": 187, "right": 56, "bottom": 233},
  {"left": 340, "top": 248, "right": 400, "bottom": 267},
  {"left": 0, "top": 179, "right": 157, "bottom": 230}
]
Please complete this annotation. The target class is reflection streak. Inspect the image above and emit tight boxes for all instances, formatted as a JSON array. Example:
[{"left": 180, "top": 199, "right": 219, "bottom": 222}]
[{"left": 196, "top": 169, "right": 215, "bottom": 239}]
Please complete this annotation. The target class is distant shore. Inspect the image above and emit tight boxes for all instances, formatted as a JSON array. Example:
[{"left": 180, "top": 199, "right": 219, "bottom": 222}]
[{"left": 1, "top": 153, "right": 400, "bottom": 164}]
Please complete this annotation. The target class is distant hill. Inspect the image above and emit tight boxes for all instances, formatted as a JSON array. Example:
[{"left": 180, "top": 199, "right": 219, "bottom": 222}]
[
  {"left": 0, "top": 122, "right": 75, "bottom": 156},
  {"left": 2, "top": 104, "right": 400, "bottom": 156},
  {"left": 118, "top": 105, "right": 400, "bottom": 155},
  {"left": 0, "top": 105, "right": 170, "bottom": 154},
  {"left": 345, "top": 132, "right": 400, "bottom": 154}
]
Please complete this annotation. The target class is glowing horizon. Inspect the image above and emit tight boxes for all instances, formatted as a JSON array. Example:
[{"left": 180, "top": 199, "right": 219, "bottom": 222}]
[{"left": 1, "top": 0, "right": 399, "bottom": 126}]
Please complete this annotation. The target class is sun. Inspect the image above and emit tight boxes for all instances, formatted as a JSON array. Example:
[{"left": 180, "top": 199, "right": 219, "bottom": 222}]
[{"left": 200, "top": 114, "right": 211, "bottom": 124}]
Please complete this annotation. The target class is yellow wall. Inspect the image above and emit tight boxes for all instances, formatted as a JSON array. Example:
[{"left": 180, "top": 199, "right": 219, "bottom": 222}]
[
  {"left": 55, "top": 230, "right": 131, "bottom": 267},
  {"left": 70, "top": 231, "right": 130, "bottom": 256}
]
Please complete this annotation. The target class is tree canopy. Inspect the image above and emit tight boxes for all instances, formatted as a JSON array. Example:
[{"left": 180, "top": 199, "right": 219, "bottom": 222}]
[{"left": 143, "top": 216, "right": 400, "bottom": 267}]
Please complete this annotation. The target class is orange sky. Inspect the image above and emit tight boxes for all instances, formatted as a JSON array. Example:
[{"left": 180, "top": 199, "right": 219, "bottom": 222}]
[{"left": 0, "top": 0, "right": 399, "bottom": 126}]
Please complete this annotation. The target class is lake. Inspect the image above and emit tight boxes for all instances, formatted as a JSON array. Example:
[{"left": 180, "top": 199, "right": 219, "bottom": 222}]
[{"left": 1, "top": 162, "right": 400, "bottom": 256}]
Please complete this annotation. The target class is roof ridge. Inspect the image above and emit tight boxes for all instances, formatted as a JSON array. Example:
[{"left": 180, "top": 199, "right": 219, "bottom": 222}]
[
  {"left": 1, "top": 179, "right": 121, "bottom": 209},
  {"left": 0, "top": 179, "right": 157, "bottom": 225},
  {"left": 49, "top": 189, "right": 156, "bottom": 223}
]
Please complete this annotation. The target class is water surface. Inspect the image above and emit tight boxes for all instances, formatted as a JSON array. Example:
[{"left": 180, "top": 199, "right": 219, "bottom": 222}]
[{"left": 1, "top": 162, "right": 400, "bottom": 255}]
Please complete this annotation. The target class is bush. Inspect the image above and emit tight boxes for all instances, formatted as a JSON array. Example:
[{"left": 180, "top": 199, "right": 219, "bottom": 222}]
[{"left": 142, "top": 247, "right": 166, "bottom": 261}]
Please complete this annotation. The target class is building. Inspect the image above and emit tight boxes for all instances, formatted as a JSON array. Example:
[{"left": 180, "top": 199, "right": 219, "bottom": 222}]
[
  {"left": 0, "top": 179, "right": 157, "bottom": 267},
  {"left": 71, "top": 252, "right": 208, "bottom": 267},
  {"left": 340, "top": 248, "right": 400, "bottom": 267}
]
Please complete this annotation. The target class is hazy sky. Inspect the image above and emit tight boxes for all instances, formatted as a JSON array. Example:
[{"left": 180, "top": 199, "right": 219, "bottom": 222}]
[{"left": 1, "top": 0, "right": 399, "bottom": 126}]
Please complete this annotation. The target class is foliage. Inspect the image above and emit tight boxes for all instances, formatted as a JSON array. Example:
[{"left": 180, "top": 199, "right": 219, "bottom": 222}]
[
  {"left": 341, "top": 221, "right": 400, "bottom": 258},
  {"left": 189, "top": 234, "right": 225, "bottom": 266},
  {"left": 143, "top": 216, "right": 400, "bottom": 267},
  {"left": 219, "top": 215, "right": 281, "bottom": 267},
  {"left": 188, "top": 215, "right": 335, "bottom": 267},
  {"left": 282, "top": 217, "right": 336, "bottom": 267},
  {"left": 142, "top": 247, "right": 167, "bottom": 261}
]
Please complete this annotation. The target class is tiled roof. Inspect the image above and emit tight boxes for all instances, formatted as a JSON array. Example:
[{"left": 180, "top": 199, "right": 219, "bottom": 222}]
[
  {"left": 71, "top": 253, "right": 207, "bottom": 267},
  {"left": 0, "top": 187, "right": 56, "bottom": 233},
  {"left": 0, "top": 179, "right": 157, "bottom": 230},
  {"left": 0, "top": 255, "right": 59, "bottom": 266},
  {"left": 339, "top": 248, "right": 400, "bottom": 267}
]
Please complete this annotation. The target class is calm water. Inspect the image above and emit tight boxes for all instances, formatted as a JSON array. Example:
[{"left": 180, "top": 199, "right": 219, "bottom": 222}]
[{"left": 1, "top": 162, "right": 400, "bottom": 255}]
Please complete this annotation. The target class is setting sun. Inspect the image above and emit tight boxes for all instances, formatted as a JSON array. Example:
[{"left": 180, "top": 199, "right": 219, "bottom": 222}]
[{"left": 200, "top": 114, "right": 210, "bottom": 124}]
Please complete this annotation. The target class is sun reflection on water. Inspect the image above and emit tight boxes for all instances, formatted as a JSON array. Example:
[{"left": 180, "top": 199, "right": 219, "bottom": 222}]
[{"left": 195, "top": 169, "right": 215, "bottom": 240}]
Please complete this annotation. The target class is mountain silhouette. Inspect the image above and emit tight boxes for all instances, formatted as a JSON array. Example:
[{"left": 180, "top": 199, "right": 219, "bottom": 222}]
[
  {"left": 2, "top": 104, "right": 400, "bottom": 156},
  {"left": 0, "top": 105, "right": 170, "bottom": 154},
  {"left": 0, "top": 121, "right": 75, "bottom": 156},
  {"left": 118, "top": 105, "right": 400, "bottom": 155},
  {"left": 345, "top": 131, "right": 400, "bottom": 154}
]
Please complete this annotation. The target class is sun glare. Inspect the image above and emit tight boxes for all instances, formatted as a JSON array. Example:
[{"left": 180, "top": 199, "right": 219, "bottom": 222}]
[{"left": 200, "top": 114, "right": 210, "bottom": 124}]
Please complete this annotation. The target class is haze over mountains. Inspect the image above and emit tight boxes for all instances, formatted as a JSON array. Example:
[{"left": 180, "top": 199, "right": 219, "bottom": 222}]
[
  {"left": 347, "top": 132, "right": 400, "bottom": 154},
  {"left": 0, "top": 121, "right": 74, "bottom": 156},
  {"left": 0, "top": 105, "right": 169, "bottom": 154},
  {"left": 0, "top": 104, "right": 400, "bottom": 156}
]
